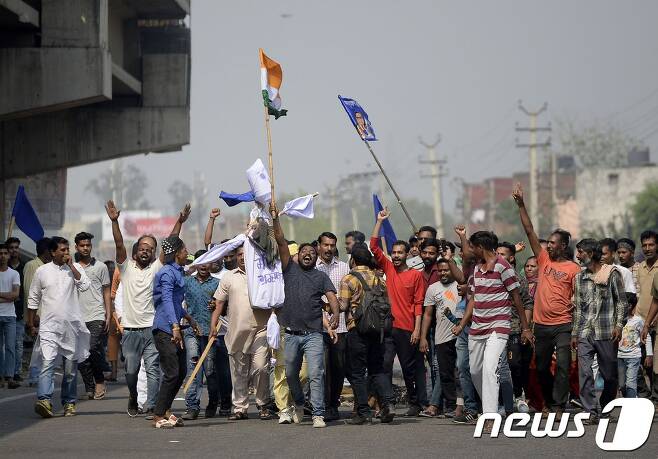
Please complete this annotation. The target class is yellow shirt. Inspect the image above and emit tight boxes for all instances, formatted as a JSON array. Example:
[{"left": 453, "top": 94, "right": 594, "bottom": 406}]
[{"left": 637, "top": 259, "right": 658, "bottom": 319}]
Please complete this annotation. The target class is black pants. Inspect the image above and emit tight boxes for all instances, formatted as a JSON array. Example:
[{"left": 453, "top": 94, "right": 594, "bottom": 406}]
[
  {"left": 324, "top": 332, "right": 347, "bottom": 409},
  {"left": 78, "top": 320, "right": 108, "bottom": 392},
  {"left": 153, "top": 330, "right": 187, "bottom": 417},
  {"left": 347, "top": 329, "right": 392, "bottom": 416},
  {"left": 507, "top": 333, "right": 533, "bottom": 398},
  {"left": 534, "top": 323, "right": 572, "bottom": 409},
  {"left": 436, "top": 340, "right": 457, "bottom": 411},
  {"left": 384, "top": 328, "right": 428, "bottom": 408}
]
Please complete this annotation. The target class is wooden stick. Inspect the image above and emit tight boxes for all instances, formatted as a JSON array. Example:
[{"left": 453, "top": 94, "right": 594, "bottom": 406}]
[
  {"left": 264, "top": 105, "right": 275, "bottom": 206},
  {"left": 183, "top": 321, "right": 222, "bottom": 394},
  {"left": 7, "top": 216, "right": 15, "bottom": 239},
  {"left": 363, "top": 140, "right": 417, "bottom": 234}
]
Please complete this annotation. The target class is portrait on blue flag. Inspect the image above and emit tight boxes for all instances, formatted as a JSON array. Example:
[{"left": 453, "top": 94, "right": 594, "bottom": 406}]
[{"left": 338, "top": 95, "right": 377, "bottom": 141}]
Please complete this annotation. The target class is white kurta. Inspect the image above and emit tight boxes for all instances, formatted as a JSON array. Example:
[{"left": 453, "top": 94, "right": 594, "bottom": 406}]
[{"left": 27, "top": 262, "right": 91, "bottom": 362}]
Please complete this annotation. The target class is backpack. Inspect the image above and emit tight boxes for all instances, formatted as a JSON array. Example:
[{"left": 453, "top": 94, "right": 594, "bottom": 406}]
[{"left": 351, "top": 271, "right": 392, "bottom": 342}]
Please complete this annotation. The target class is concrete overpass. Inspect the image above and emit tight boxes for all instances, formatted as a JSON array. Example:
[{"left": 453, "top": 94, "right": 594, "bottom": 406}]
[{"left": 0, "top": 0, "right": 191, "bottom": 239}]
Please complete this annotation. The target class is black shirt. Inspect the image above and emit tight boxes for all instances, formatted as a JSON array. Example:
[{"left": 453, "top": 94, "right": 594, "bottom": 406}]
[{"left": 278, "top": 262, "right": 336, "bottom": 333}]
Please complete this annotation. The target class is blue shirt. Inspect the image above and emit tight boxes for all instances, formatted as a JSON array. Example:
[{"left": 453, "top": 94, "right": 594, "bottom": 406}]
[
  {"left": 153, "top": 262, "right": 186, "bottom": 335},
  {"left": 184, "top": 274, "right": 219, "bottom": 336}
]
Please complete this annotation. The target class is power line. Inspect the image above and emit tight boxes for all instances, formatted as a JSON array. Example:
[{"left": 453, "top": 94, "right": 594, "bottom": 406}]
[{"left": 602, "top": 85, "right": 658, "bottom": 122}]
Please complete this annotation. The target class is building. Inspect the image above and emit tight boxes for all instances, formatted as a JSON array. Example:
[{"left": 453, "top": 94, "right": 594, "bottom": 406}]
[
  {"left": 461, "top": 155, "right": 576, "bottom": 236},
  {"left": 576, "top": 150, "right": 657, "bottom": 237},
  {"left": 0, "top": 0, "right": 191, "bottom": 238}
]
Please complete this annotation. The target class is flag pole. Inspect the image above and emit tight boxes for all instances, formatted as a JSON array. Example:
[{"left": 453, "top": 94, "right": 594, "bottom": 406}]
[
  {"left": 363, "top": 140, "right": 417, "bottom": 234},
  {"left": 7, "top": 215, "right": 15, "bottom": 239},
  {"left": 263, "top": 106, "right": 276, "bottom": 206}
]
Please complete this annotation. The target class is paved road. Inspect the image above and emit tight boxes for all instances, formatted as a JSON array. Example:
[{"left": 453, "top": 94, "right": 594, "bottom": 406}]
[{"left": 1, "top": 377, "right": 657, "bottom": 458}]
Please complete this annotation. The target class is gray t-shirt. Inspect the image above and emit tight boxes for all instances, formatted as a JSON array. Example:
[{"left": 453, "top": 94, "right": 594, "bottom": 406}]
[
  {"left": 79, "top": 259, "right": 110, "bottom": 322},
  {"left": 424, "top": 281, "right": 461, "bottom": 344},
  {"left": 278, "top": 262, "right": 336, "bottom": 333}
]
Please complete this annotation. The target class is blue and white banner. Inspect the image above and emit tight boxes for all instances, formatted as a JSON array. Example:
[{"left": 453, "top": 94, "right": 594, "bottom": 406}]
[{"left": 338, "top": 95, "right": 377, "bottom": 141}]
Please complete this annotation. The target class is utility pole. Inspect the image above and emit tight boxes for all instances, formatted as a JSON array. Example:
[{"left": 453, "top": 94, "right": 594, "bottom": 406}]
[
  {"left": 516, "top": 101, "right": 551, "bottom": 228},
  {"left": 418, "top": 134, "right": 446, "bottom": 235}
]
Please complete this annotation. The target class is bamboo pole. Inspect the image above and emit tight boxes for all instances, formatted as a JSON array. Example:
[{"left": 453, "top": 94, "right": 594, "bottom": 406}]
[
  {"left": 183, "top": 321, "right": 222, "bottom": 394},
  {"left": 7, "top": 216, "right": 15, "bottom": 239},
  {"left": 264, "top": 105, "right": 276, "bottom": 206}
]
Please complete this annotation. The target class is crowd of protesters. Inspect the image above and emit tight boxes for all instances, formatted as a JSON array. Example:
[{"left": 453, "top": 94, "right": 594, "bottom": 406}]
[{"left": 1, "top": 182, "right": 657, "bottom": 432}]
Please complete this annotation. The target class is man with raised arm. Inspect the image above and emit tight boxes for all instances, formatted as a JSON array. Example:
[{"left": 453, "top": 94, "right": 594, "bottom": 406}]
[
  {"left": 105, "top": 200, "right": 191, "bottom": 418},
  {"left": 370, "top": 208, "right": 427, "bottom": 417},
  {"left": 271, "top": 203, "right": 340, "bottom": 428},
  {"left": 512, "top": 183, "right": 580, "bottom": 417}
]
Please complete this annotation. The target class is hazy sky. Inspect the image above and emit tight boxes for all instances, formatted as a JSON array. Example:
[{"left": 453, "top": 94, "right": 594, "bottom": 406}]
[{"left": 67, "top": 0, "right": 658, "bottom": 220}]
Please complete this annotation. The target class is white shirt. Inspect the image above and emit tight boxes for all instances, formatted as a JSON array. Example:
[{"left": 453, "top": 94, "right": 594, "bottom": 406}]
[
  {"left": 614, "top": 264, "right": 637, "bottom": 294},
  {"left": 27, "top": 262, "right": 91, "bottom": 361},
  {"left": 0, "top": 267, "right": 20, "bottom": 317},
  {"left": 118, "top": 258, "right": 163, "bottom": 328}
]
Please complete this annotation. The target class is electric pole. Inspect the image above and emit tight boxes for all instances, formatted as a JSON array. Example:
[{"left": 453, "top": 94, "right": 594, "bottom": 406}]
[
  {"left": 419, "top": 135, "right": 446, "bottom": 236},
  {"left": 515, "top": 101, "right": 551, "bottom": 228}
]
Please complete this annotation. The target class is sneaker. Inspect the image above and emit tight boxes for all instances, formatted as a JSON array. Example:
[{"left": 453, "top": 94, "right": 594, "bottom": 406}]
[
  {"left": 7, "top": 379, "right": 20, "bottom": 389},
  {"left": 515, "top": 398, "right": 529, "bottom": 413},
  {"left": 182, "top": 409, "right": 199, "bottom": 421},
  {"left": 127, "top": 397, "right": 139, "bottom": 417},
  {"left": 292, "top": 405, "right": 303, "bottom": 424},
  {"left": 205, "top": 405, "right": 217, "bottom": 418},
  {"left": 380, "top": 406, "right": 395, "bottom": 424},
  {"left": 404, "top": 405, "right": 421, "bottom": 417},
  {"left": 453, "top": 411, "right": 478, "bottom": 425},
  {"left": 348, "top": 414, "right": 369, "bottom": 425},
  {"left": 143, "top": 408, "right": 155, "bottom": 421},
  {"left": 63, "top": 403, "right": 76, "bottom": 417},
  {"left": 35, "top": 400, "right": 53, "bottom": 418},
  {"left": 278, "top": 408, "right": 292, "bottom": 424},
  {"left": 312, "top": 416, "right": 326, "bottom": 428},
  {"left": 324, "top": 407, "right": 339, "bottom": 422}
]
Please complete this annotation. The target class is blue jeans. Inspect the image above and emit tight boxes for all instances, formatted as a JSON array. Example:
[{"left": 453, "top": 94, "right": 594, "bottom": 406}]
[
  {"left": 498, "top": 347, "right": 514, "bottom": 414},
  {"left": 0, "top": 316, "right": 17, "bottom": 378},
  {"left": 618, "top": 357, "right": 641, "bottom": 398},
  {"left": 184, "top": 328, "right": 203, "bottom": 409},
  {"left": 121, "top": 327, "right": 160, "bottom": 410},
  {"left": 38, "top": 356, "right": 78, "bottom": 405},
  {"left": 284, "top": 332, "right": 325, "bottom": 417},
  {"left": 455, "top": 326, "right": 480, "bottom": 413},
  {"left": 15, "top": 319, "right": 24, "bottom": 376}
]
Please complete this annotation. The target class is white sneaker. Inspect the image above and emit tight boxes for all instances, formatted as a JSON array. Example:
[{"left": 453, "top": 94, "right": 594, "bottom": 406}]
[
  {"left": 292, "top": 405, "right": 303, "bottom": 424},
  {"left": 515, "top": 398, "right": 529, "bottom": 413},
  {"left": 312, "top": 416, "right": 326, "bottom": 428},
  {"left": 278, "top": 408, "right": 292, "bottom": 424}
]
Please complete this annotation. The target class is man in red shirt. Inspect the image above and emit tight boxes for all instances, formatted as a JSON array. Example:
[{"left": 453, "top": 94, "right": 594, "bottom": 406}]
[{"left": 370, "top": 209, "right": 427, "bottom": 416}]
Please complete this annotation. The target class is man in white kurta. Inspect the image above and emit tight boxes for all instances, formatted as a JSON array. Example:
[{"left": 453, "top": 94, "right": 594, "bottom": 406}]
[{"left": 27, "top": 237, "right": 90, "bottom": 418}]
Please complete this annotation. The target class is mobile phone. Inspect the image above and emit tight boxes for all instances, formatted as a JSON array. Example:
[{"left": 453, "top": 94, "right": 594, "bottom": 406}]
[{"left": 443, "top": 307, "right": 460, "bottom": 325}]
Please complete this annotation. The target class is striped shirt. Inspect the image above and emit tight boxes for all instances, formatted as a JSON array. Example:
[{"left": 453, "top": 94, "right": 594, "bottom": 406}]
[
  {"left": 317, "top": 257, "right": 350, "bottom": 333},
  {"left": 469, "top": 256, "right": 520, "bottom": 339}
]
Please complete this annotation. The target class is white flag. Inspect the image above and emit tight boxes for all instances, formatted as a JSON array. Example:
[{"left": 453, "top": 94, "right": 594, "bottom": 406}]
[
  {"left": 280, "top": 194, "right": 315, "bottom": 219},
  {"left": 246, "top": 159, "right": 271, "bottom": 205}
]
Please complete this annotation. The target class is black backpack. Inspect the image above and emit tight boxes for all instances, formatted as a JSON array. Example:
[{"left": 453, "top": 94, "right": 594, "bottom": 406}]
[{"left": 351, "top": 271, "right": 392, "bottom": 342}]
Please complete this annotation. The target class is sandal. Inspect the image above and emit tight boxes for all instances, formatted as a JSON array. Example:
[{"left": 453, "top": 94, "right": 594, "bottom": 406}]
[
  {"left": 168, "top": 414, "right": 184, "bottom": 427},
  {"left": 93, "top": 388, "right": 106, "bottom": 400},
  {"left": 419, "top": 407, "right": 438, "bottom": 418},
  {"left": 259, "top": 409, "right": 273, "bottom": 420},
  {"left": 154, "top": 419, "right": 174, "bottom": 429},
  {"left": 228, "top": 411, "right": 248, "bottom": 420}
]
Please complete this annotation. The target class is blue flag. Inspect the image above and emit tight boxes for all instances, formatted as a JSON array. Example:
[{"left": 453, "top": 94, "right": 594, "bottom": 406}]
[
  {"left": 338, "top": 95, "right": 377, "bottom": 141},
  {"left": 373, "top": 194, "right": 397, "bottom": 253},
  {"left": 11, "top": 185, "right": 44, "bottom": 243},
  {"left": 219, "top": 190, "right": 255, "bottom": 207}
]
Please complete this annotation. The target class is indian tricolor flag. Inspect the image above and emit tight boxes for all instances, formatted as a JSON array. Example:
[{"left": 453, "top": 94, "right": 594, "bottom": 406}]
[{"left": 259, "top": 48, "right": 288, "bottom": 119}]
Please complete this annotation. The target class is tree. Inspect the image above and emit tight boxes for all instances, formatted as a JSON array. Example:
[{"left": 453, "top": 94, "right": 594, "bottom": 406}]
[
  {"left": 556, "top": 119, "right": 641, "bottom": 170},
  {"left": 86, "top": 160, "right": 151, "bottom": 210},
  {"left": 168, "top": 180, "right": 193, "bottom": 214},
  {"left": 632, "top": 182, "right": 658, "bottom": 234}
]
